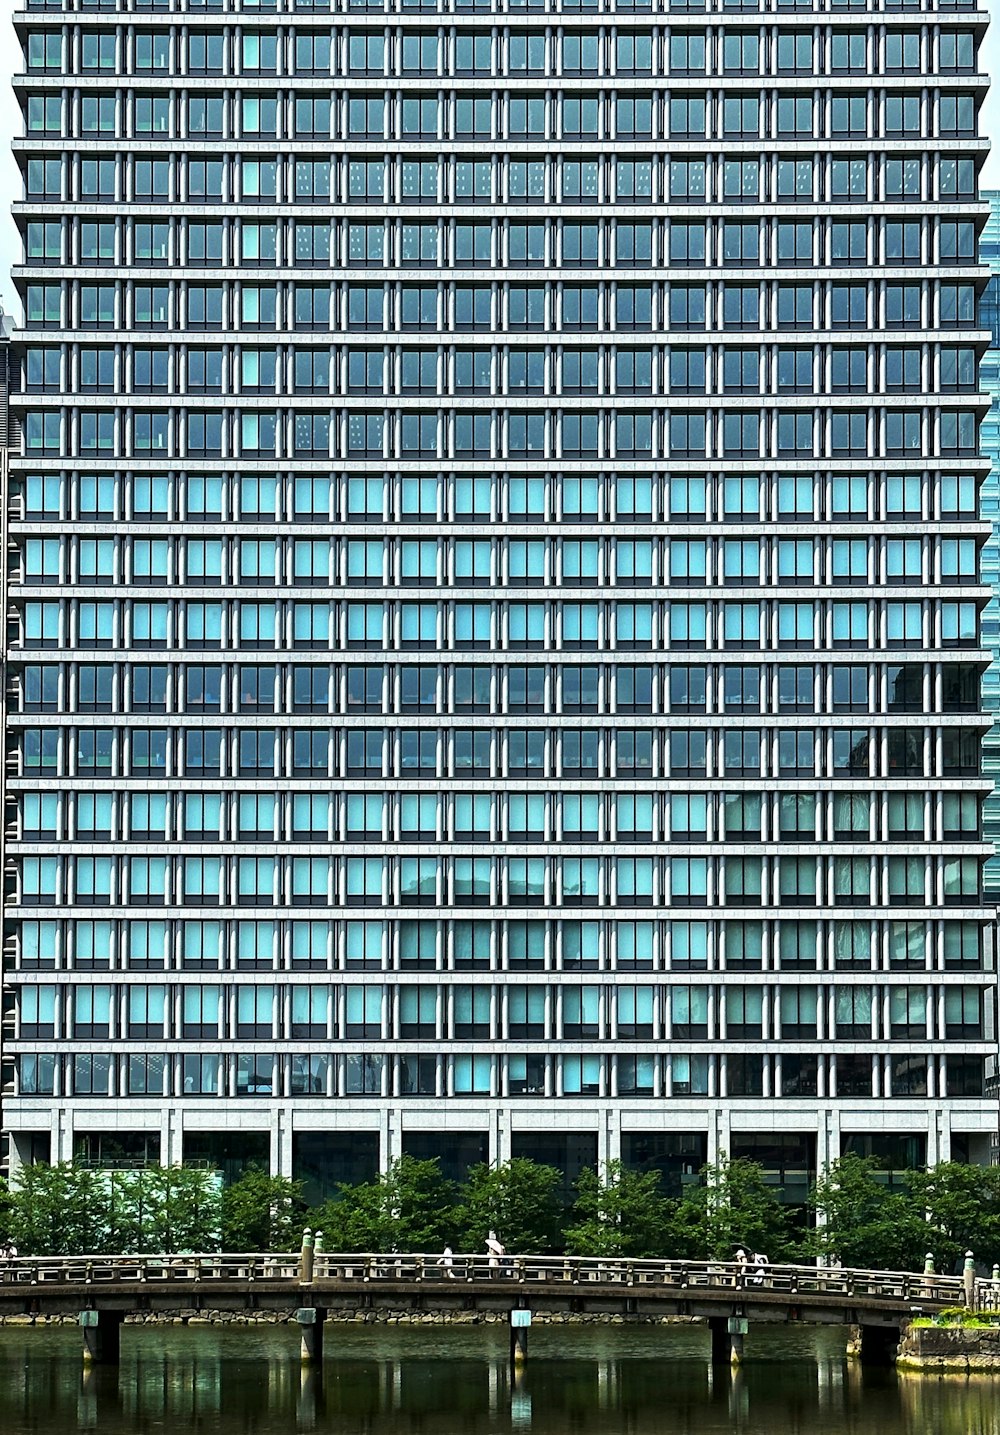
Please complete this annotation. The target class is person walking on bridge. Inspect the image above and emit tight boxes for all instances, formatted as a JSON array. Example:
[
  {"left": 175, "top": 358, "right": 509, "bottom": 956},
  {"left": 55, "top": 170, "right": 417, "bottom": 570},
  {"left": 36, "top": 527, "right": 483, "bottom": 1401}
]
[{"left": 486, "top": 1232, "right": 505, "bottom": 1277}]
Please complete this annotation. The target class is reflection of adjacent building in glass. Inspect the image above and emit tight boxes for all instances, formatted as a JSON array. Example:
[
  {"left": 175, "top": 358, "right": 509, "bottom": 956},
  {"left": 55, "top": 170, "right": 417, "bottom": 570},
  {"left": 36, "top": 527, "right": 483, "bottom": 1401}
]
[
  {"left": 979, "top": 192, "right": 1000, "bottom": 898},
  {"left": 4, "top": 3, "right": 997, "bottom": 1202}
]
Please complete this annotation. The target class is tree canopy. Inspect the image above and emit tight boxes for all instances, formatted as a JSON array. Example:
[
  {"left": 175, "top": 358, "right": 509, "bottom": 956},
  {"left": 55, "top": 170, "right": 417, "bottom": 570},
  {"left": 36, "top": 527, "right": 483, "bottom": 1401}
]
[{"left": 4, "top": 1153, "right": 1000, "bottom": 1274}]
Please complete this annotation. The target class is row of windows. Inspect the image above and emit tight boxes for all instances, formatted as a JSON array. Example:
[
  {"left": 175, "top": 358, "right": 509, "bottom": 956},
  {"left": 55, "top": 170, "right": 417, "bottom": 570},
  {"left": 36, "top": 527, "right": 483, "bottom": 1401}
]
[
  {"left": 20, "top": 151, "right": 981, "bottom": 206},
  {"left": 10, "top": 597, "right": 985, "bottom": 656},
  {"left": 16, "top": 534, "right": 983, "bottom": 589},
  {"left": 14, "top": 722, "right": 979, "bottom": 780},
  {"left": 22, "top": 343, "right": 983, "bottom": 399},
  {"left": 24, "top": 280, "right": 980, "bottom": 334},
  {"left": 11, "top": 1050, "right": 987, "bottom": 1103},
  {"left": 16, "top": 470, "right": 980, "bottom": 523},
  {"left": 21, "top": 406, "right": 986, "bottom": 462},
  {"left": 12, "top": 979, "right": 989, "bottom": 1042},
  {"left": 13, "top": 913, "right": 984, "bottom": 972},
  {"left": 16, "top": 0, "right": 986, "bottom": 18},
  {"left": 16, "top": 849, "right": 984, "bottom": 908},
  {"left": 22, "top": 26, "right": 980, "bottom": 80},
  {"left": 16, "top": 787, "right": 983, "bottom": 843},
  {"left": 9, "top": 703, "right": 975, "bottom": 769},
  {"left": 19, "top": 214, "right": 983, "bottom": 271},
  {"left": 23, "top": 90, "right": 982, "bottom": 145}
]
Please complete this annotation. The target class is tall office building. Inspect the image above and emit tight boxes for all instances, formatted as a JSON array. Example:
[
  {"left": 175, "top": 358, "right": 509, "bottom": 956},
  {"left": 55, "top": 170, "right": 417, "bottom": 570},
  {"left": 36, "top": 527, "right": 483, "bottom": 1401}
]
[
  {"left": 978, "top": 192, "right": 1000, "bottom": 897},
  {"left": 4, "top": 0, "right": 996, "bottom": 1199}
]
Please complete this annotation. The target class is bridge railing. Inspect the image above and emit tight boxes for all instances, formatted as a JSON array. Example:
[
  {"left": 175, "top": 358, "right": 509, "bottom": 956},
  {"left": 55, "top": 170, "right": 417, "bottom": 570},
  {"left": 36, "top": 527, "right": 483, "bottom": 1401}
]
[
  {"left": 0, "top": 1251, "right": 967, "bottom": 1306},
  {"left": 312, "top": 1252, "right": 966, "bottom": 1304},
  {"left": 0, "top": 1254, "right": 302, "bottom": 1285}
]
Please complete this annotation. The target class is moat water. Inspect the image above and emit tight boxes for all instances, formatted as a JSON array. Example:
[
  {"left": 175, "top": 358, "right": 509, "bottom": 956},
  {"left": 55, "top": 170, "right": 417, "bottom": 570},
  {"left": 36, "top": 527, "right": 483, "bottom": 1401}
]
[{"left": 0, "top": 1322, "right": 994, "bottom": 1435}]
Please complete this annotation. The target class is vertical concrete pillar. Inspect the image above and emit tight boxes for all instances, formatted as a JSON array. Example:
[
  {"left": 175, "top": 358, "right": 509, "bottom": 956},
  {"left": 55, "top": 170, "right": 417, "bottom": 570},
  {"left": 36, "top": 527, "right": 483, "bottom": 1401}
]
[
  {"left": 80, "top": 1310, "right": 123, "bottom": 1365},
  {"left": 296, "top": 1307, "right": 325, "bottom": 1363},
  {"left": 273, "top": 1108, "right": 293, "bottom": 1178},
  {"left": 509, "top": 1310, "right": 530, "bottom": 1367},
  {"left": 163, "top": 1108, "right": 183, "bottom": 1167},
  {"left": 708, "top": 1105, "right": 730, "bottom": 1166},
  {"left": 602, "top": 1107, "right": 621, "bottom": 1173},
  {"left": 300, "top": 1228, "right": 315, "bottom": 1284},
  {"left": 54, "top": 1108, "right": 74, "bottom": 1164},
  {"left": 383, "top": 1107, "right": 401, "bottom": 1170},
  {"left": 964, "top": 1252, "right": 976, "bottom": 1310}
]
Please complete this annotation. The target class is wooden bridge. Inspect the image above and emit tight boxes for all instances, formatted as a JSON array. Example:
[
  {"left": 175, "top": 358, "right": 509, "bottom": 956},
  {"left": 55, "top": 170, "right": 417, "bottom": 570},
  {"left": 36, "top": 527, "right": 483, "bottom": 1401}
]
[{"left": 0, "top": 1251, "right": 981, "bottom": 1365}]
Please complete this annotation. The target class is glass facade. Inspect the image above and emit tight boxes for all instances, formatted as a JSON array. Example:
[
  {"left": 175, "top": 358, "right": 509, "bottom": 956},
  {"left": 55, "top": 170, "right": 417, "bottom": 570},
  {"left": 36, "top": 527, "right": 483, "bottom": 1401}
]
[
  {"left": 979, "top": 192, "right": 1000, "bottom": 897},
  {"left": 4, "top": 0, "right": 997, "bottom": 1183}
]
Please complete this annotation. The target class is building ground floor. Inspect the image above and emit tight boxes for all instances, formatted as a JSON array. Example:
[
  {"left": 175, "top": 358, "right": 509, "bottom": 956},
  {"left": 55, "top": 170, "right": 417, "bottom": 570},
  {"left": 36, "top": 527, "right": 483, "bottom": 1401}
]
[{"left": 4, "top": 1099, "right": 995, "bottom": 1205}]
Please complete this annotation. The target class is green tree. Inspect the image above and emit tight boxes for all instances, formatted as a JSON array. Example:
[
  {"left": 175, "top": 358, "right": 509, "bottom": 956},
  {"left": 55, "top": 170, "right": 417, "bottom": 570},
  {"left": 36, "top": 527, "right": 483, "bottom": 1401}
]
[
  {"left": 0, "top": 1178, "right": 13, "bottom": 1246},
  {"left": 127, "top": 1165, "right": 222, "bottom": 1253},
  {"left": 221, "top": 1167, "right": 306, "bottom": 1252},
  {"left": 906, "top": 1162, "right": 1000, "bottom": 1274},
  {"left": 455, "top": 1159, "right": 563, "bottom": 1254},
  {"left": 311, "top": 1157, "right": 456, "bottom": 1253},
  {"left": 8, "top": 1162, "right": 110, "bottom": 1256},
  {"left": 810, "top": 1155, "right": 929, "bottom": 1272},
  {"left": 671, "top": 1156, "right": 799, "bottom": 1263},
  {"left": 564, "top": 1160, "right": 674, "bottom": 1258}
]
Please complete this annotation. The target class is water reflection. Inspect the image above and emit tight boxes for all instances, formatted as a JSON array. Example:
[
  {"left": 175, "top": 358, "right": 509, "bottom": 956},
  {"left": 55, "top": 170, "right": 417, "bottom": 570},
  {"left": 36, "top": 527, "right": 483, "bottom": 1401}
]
[{"left": 0, "top": 1325, "right": 998, "bottom": 1435}]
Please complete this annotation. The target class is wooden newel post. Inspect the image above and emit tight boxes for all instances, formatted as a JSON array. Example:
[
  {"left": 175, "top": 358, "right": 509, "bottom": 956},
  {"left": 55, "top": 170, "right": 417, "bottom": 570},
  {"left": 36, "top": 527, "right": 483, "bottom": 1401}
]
[
  {"left": 964, "top": 1251, "right": 975, "bottom": 1311},
  {"left": 300, "top": 1227, "right": 315, "bottom": 1285},
  {"left": 509, "top": 1309, "right": 531, "bottom": 1367},
  {"left": 923, "top": 1253, "right": 935, "bottom": 1277}
]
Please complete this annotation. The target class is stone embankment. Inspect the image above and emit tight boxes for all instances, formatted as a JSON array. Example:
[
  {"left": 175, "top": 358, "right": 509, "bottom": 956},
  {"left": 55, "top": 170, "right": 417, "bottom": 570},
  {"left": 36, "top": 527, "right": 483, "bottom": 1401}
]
[{"left": 896, "top": 1322, "right": 1000, "bottom": 1373}]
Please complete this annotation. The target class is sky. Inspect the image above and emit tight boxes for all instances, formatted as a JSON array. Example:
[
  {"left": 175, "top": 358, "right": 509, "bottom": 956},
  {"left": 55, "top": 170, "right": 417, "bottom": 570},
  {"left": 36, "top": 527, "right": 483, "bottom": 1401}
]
[{"left": 0, "top": 3, "right": 996, "bottom": 320}]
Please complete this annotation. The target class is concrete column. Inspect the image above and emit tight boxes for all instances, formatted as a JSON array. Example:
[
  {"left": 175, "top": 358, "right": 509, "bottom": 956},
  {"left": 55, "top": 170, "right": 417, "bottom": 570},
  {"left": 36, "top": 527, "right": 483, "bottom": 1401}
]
[
  {"left": 708, "top": 1105, "right": 730, "bottom": 1165},
  {"left": 274, "top": 1107, "right": 293, "bottom": 1179},
  {"left": 164, "top": 1108, "right": 183, "bottom": 1167},
  {"left": 493, "top": 1106, "right": 511, "bottom": 1165},
  {"left": 296, "top": 1307, "right": 326, "bottom": 1363},
  {"left": 509, "top": 1311, "right": 530, "bottom": 1367},
  {"left": 54, "top": 1108, "right": 74, "bottom": 1163},
  {"left": 383, "top": 1106, "right": 400, "bottom": 1170},
  {"left": 602, "top": 1107, "right": 621, "bottom": 1172},
  {"left": 80, "top": 1310, "right": 123, "bottom": 1365}
]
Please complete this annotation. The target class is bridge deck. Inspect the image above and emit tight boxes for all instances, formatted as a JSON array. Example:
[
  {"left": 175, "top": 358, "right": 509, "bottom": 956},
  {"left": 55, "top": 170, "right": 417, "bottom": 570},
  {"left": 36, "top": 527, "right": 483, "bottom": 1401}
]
[{"left": 0, "top": 1254, "right": 978, "bottom": 1325}]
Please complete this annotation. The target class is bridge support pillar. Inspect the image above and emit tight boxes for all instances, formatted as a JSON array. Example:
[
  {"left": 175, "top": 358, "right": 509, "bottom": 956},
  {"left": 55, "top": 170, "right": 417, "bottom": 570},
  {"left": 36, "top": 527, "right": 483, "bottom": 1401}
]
[
  {"left": 852, "top": 1324, "right": 898, "bottom": 1366},
  {"left": 709, "top": 1317, "right": 746, "bottom": 1366},
  {"left": 296, "top": 1307, "right": 326, "bottom": 1364},
  {"left": 80, "top": 1310, "right": 123, "bottom": 1365},
  {"left": 509, "top": 1310, "right": 531, "bottom": 1368}
]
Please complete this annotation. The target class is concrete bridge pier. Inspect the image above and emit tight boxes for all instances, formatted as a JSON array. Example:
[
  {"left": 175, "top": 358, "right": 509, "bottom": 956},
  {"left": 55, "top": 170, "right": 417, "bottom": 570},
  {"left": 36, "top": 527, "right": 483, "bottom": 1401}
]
[
  {"left": 79, "top": 1309, "right": 123, "bottom": 1365},
  {"left": 851, "top": 1324, "right": 899, "bottom": 1365},
  {"left": 709, "top": 1316, "right": 746, "bottom": 1366},
  {"left": 296, "top": 1307, "right": 326, "bottom": 1363}
]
